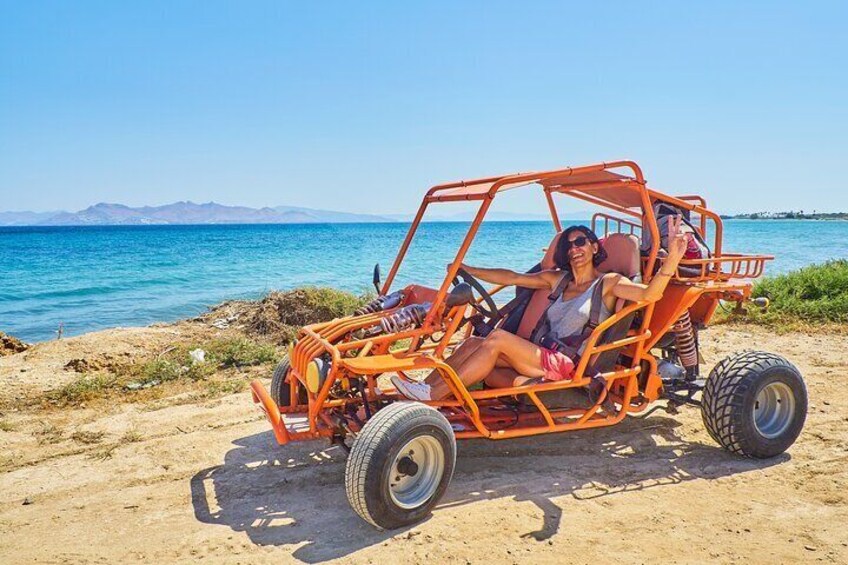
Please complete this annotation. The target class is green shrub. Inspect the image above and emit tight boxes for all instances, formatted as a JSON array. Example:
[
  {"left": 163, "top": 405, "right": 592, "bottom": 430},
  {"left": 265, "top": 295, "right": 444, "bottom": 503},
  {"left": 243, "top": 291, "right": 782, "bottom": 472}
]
[
  {"left": 279, "top": 287, "right": 369, "bottom": 325},
  {"left": 751, "top": 260, "right": 848, "bottom": 323},
  {"left": 140, "top": 358, "right": 183, "bottom": 384},
  {"left": 135, "top": 338, "right": 274, "bottom": 384},
  {"left": 137, "top": 356, "right": 212, "bottom": 383},
  {"left": 205, "top": 337, "right": 279, "bottom": 367},
  {"left": 247, "top": 287, "right": 369, "bottom": 341},
  {"left": 722, "top": 260, "right": 848, "bottom": 330},
  {"left": 49, "top": 374, "right": 117, "bottom": 404}
]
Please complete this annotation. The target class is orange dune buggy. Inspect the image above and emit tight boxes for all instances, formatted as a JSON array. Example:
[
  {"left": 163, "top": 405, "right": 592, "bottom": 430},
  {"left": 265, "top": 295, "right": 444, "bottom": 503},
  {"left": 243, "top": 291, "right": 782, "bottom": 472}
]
[{"left": 250, "top": 161, "right": 807, "bottom": 529}]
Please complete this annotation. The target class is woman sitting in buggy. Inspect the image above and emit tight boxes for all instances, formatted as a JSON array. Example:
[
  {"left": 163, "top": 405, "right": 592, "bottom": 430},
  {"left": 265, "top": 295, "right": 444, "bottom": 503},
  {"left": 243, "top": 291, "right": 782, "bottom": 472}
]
[{"left": 393, "top": 218, "right": 689, "bottom": 401}]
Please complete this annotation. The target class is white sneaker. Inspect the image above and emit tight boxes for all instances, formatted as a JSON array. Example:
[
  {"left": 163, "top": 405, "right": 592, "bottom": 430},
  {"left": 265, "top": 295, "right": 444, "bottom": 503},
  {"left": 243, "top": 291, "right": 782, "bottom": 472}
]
[{"left": 390, "top": 376, "right": 433, "bottom": 401}]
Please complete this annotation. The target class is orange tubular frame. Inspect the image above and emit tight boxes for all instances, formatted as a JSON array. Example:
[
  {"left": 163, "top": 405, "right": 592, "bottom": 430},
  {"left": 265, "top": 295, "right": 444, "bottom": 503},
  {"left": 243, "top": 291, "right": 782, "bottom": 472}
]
[{"left": 250, "top": 160, "right": 771, "bottom": 446}]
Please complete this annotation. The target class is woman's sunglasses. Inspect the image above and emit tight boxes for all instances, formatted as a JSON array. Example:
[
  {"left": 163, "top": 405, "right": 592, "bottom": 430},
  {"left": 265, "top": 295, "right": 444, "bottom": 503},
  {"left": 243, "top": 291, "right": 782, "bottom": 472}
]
[{"left": 564, "top": 235, "right": 590, "bottom": 251}]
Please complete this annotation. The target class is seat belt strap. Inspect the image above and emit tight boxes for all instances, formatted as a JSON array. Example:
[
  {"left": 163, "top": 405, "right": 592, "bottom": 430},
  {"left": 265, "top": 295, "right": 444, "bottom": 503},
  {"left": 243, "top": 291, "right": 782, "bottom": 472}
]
[
  {"left": 530, "top": 272, "right": 571, "bottom": 344},
  {"left": 565, "top": 277, "right": 607, "bottom": 356},
  {"left": 587, "top": 277, "right": 606, "bottom": 329},
  {"left": 548, "top": 272, "right": 571, "bottom": 301}
]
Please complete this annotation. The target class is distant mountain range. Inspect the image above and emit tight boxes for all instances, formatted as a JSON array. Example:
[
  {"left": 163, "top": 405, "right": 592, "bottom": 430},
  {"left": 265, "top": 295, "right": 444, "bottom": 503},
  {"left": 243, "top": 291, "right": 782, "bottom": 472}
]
[
  {"left": 6, "top": 202, "right": 842, "bottom": 227},
  {"left": 0, "top": 202, "right": 578, "bottom": 226},
  {"left": 0, "top": 210, "right": 62, "bottom": 225},
  {"left": 0, "top": 202, "right": 396, "bottom": 226}
]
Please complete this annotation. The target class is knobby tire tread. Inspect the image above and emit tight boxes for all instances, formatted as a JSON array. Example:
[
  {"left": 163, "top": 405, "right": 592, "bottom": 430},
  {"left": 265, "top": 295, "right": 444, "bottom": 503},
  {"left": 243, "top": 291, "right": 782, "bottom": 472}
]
[{"left": 701, "top": 350, "right": 804, "bottom": 458}]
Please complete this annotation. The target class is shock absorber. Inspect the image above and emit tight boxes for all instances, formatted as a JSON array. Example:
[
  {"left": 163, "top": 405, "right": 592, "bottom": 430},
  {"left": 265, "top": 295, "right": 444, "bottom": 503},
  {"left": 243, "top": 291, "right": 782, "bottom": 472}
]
[
  {"left": 353, "top": 302, "right": 431, "bottom": 339},
  {"left": 356, "top": 302, "right": 432, "bottom": 339},
  {"left": 671, "top": 310, "right": 699, "bottom": 379},
  {"left": 378, "top": 303, "right": 430, "bottom": 334},
  {"left": 354, "top": 290, "right": 405, "bottom": 316}
]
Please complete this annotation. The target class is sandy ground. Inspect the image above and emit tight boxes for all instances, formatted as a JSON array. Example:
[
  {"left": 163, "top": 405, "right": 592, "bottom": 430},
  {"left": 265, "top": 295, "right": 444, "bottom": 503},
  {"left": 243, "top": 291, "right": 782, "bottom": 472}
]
[{"left": 1, "top": 325, "right": 847, "bottom": 564}]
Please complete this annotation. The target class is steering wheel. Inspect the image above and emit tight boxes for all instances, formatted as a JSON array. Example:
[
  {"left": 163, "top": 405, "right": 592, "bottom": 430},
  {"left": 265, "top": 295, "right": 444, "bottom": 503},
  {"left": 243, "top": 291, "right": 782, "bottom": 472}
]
[{"left": 452, "top": 268, "right": 500, "bottom": 321}]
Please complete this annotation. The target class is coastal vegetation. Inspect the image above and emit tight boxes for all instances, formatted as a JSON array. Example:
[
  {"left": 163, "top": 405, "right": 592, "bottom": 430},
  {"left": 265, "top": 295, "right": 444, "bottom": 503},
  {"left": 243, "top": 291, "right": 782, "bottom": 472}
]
[
  {"left": 44, "top": 335, "right": 283, "bottom": 407},
  {"left": 721, "top": 260, "right": 848, "bottom": 331},
  {"left": 246, "top": 287, "right": 369, "bottom": 341},
  {"left": 27, "top": 287, "right": 368, "bottom": 409},
  {"left": 722, "top": 211, "right": 848, "bottom": 220}
]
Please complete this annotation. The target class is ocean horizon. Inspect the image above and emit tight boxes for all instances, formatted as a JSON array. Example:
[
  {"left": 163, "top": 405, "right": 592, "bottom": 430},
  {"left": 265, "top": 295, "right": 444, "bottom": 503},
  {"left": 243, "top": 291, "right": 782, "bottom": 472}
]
[{"left": 3, "top": 219, "right": 847, "bottom": 343}]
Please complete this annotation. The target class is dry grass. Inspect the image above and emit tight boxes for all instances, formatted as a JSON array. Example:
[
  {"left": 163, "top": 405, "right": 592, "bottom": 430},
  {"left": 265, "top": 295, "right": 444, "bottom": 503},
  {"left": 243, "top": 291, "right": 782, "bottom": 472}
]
[
  {"left": 48, "top": 374, "right": 117, "bottom": 405},
  {"left": 121, "top": 428, "right": 143, "bottom": 443},
  {"left": 35, "top": 336, "right": 281, "bottom": 410},
  {"left": 6, "top": 287, "right": 370, "bottom": 415},
  {"left": 71, "top": 430, "right": 106, "bottom": 444},
  {"left": 33, "top": 422, "right": 64, "bottom": 444},
  {"left": 203, "top": 287, "right": 368, "bottom": 343},
  {"left": 203, "top": 379, "right": 247, "bottom": 396},
  {"left": 88, "top": 444, "right": 119, "bottom": 461}
]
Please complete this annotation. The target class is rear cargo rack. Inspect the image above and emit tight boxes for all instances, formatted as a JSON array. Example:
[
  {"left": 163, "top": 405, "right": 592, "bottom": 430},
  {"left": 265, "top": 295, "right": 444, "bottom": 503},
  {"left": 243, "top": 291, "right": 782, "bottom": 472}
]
[{"left": 651, "top": 253, "right": 773, "bottom": 282}]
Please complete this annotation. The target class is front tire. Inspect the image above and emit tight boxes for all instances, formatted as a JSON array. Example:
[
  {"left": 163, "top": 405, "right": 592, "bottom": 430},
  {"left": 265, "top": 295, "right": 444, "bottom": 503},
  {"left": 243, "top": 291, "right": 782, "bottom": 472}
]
[
  {"left": 269, "top": 359, "right": 307, "bottom": 408},
  {"left": 701, "top": 351, "right": 807, "bottom": 458},
  {"left": 345, "top": 402, "right": 456, "bottom": 529}
]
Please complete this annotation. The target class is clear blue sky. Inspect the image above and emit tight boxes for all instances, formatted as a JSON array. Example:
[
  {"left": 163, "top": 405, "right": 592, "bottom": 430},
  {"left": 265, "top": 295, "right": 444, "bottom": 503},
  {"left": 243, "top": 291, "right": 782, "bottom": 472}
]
[{"left": 1, "top": 1, "right": 846, "bottom": 215}]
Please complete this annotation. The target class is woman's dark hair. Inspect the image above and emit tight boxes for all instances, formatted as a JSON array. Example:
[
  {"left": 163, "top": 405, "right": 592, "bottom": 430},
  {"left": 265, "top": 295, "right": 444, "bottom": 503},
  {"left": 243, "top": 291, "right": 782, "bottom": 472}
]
[{"left": 553, "top": 225, "right": 607, "bottom": 272}]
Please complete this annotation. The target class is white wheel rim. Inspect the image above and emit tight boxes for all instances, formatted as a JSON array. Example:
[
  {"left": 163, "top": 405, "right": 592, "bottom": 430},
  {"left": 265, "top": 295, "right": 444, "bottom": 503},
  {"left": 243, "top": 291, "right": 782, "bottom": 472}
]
[
  {"left": 388, "top": 435, "right": 445, "bottom": 510},
  {"left": 753, "top": 382, "right": 796, "bottom": 439}
]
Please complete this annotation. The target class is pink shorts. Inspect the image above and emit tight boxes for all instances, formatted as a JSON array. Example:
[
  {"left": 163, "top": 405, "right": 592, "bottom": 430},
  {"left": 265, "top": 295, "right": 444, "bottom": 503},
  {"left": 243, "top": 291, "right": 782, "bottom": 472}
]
[{"left": 540, "top": 348, "right": 575, "bottom": 381}]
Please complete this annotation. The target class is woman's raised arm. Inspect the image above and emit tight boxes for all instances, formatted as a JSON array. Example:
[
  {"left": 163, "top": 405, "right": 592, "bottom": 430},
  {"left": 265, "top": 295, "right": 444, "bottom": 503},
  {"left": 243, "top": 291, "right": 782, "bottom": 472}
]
[
  {"left": 609, "top": 215, "right": 689, "bottom": 303},
  {"left": 454, "top": 264, "right": 557, "bottom": 290}
]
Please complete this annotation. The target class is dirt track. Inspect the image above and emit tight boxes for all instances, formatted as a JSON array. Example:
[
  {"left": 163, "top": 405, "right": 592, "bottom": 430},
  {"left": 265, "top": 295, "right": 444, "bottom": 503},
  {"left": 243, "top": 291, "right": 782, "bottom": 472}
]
[{"left": 1, "top": 325, "right": 847, "bottom": 564}]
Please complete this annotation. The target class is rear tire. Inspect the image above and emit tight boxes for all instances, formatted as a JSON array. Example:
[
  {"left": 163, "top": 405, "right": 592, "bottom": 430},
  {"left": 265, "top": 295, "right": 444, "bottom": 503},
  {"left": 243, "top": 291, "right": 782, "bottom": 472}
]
[
  {"left": 345, "top": 402, "right": 456, "bottom": 529},
  {"left": 269, "top": 359, "right": 307, "bottom": 407},
  {"left": 701, "top": 351, "right": 807, "bottom": 458}
]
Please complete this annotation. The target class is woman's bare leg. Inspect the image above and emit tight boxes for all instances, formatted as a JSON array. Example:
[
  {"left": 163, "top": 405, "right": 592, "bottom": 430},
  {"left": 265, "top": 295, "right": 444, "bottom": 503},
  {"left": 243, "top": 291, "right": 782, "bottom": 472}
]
[
  {"left": 430, "top": 329, "right": 546, "bottom": 399},
  {"left": 423, "top": 337, "right": 484, "bottom": 386},
  {"left": 424, "top": 337, "right": 521, "bottom": 390},
  {"left": 483, "top": 367, "right": 520, "bottom": 388}
]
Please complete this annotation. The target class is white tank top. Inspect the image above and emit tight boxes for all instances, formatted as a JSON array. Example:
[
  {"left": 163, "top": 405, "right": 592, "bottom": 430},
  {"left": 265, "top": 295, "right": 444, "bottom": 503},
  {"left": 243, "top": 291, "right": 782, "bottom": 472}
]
[{"left": 545, "top": 276, "right": 612, "bottom": 342}]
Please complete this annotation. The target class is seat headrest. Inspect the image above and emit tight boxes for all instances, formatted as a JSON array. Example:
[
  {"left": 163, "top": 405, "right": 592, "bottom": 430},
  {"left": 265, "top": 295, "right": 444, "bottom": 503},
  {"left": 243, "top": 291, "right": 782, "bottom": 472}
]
[
  {"left": 540, "top": 232, "right": 563, "bottom": 270},
  {"left": 598, "top": 233, "right": 641, "bottom": 278},
  {"left": 539, "top": 231, "right": 640, "bottom": 278}
]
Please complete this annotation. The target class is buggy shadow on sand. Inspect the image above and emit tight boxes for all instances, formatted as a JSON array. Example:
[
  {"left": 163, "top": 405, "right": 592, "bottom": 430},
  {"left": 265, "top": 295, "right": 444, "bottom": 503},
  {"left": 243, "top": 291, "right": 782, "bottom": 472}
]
[
  {"left": 248, "top": 160, "right": 806, "bottom": 529},
  {"left": 191, "top": 419, "right": 787, "bottom": 563}
]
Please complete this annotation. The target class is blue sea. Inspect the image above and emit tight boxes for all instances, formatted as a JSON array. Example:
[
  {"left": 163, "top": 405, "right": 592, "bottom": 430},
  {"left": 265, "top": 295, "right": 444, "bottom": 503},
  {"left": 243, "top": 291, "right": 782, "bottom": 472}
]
[{"left": 2, "top": 220, "right": 847, "bottom": 342}]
